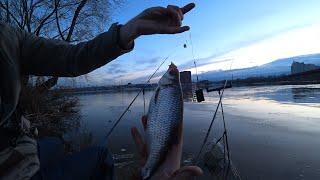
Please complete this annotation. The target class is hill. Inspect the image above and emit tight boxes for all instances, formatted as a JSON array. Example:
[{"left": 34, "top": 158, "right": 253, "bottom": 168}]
[{"left": 199, "top": 53, "right": 320, "bottom": 81}]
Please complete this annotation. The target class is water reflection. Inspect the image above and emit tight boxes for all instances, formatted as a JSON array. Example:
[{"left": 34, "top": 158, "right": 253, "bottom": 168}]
[
  {"left": 237, "top": 84, "right": 320, "bottom": 106},
  {"left": 291, "top": 87, "right": 320, "bottom": 103},
  {"left": 72, "top": 84, "right": 320, "bottom": 180}
]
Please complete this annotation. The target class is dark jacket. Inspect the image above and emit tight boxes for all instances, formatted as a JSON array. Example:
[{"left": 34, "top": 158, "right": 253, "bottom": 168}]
[{"left": 0, "top": 22, "right": 133, "bottom": 179}]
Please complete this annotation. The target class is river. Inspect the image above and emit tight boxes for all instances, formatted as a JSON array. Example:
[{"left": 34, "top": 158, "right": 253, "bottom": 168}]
[{"left": 65, "top": 84, "right": 320, "bottom": 180}]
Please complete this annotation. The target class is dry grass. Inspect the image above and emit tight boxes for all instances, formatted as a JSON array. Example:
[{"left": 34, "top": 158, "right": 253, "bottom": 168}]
[{"left": 20, "top": 83, "right": 80, "bottom": 139}]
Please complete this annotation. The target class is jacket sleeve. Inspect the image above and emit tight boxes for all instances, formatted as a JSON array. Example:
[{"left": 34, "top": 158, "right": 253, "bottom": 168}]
[{"left": 19, "top": 23, "right": 133, "bottom": 77}]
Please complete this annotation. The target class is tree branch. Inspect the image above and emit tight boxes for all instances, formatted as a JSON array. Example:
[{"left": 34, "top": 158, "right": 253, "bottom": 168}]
[
  {"left": 51, "top": 26, "right": 71, "bottom": 39},
  {"left": 30, "top": 0, "right": 44, "bottom": 10},
  {"left": 54, "top": 0, "right": 65, "bottom": 40},
  {"left": 35, "top": 77, "right": 59, "bottom": 94},
  {"left": 21, "top": 0, "right": 31, "bottom": 32},
  {"left": 0, "top": 1, "right": 23, "bottom": 29},
  {"left": 35, "top": 1, "right": 58, "bottom": 36},
  {"left": 5, "top": 0, "right": 10, "bottom": 23},
  {"left": 66, "top": 0, "right": 87, "bottom": 42}
]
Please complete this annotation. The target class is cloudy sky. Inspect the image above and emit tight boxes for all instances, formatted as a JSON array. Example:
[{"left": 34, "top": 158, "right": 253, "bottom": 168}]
[{"left": 61, "top": 0, "right": 320, "bottom": 87}]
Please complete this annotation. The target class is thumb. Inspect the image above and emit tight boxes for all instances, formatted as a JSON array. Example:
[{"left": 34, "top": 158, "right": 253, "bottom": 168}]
[{"left": 171, "top": 166, "right": 203, "bottom": 180}]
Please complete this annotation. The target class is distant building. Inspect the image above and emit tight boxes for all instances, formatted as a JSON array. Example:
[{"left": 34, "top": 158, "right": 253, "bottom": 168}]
[
  {"left": 291, "top": 61, "right": 320, "bottom": 74},
  {"left": 180, "top": 71, "right": 192, "bottom": 98}
]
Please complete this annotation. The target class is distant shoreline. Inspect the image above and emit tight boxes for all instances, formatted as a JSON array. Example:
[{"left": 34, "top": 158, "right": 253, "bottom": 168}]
[
  {"left": 206, "top": 68, "right": 320, "bottom": 88},
  {"left": 54, "top": 68, "right": 320, "bottom": 95},
  {"left": 53, "top": 82, "right": 320, "bottom": 97},
  {"left": 52, "top": 84, "right": 157, "bottom": 95},
  {"left": 231, "top": 81, "right": 320, "bottom": 87}
]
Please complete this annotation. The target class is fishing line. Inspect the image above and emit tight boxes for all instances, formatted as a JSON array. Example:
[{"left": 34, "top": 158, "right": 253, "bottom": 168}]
[
  {"left": 220, "top": 98, "right": 232, "bottom": 180},
  {"left": 195, "top": 57, "right": 242, "bottom": 179},
  {"left": 222, "top": 60, "right": 242, "bottom": 180},
  {"left": 195, "top": 79, "right": 229, "bottom": 162},
  {"left": 186, "top": 30, "right": 231, "bottom": 163},
  {"left": 220, "top": 91, "right": 230, "bottom": 163},
  {"left": 105, "top": 48, "right": 179, "bottom": 139},
  {"left": 195, "top": 56, "right": 235, "bottom": 159},
  {"left": 219, "top": 97, "right": 228, "bottom": 163},
  {"left": 189, "top": 32, "right": 200, "bottom": 84},
  {"left": 185, "top": 30, "right": 226, "bottom": 163}
]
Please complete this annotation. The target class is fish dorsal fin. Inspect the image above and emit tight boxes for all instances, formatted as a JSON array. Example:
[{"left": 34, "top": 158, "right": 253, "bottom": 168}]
[{"left": 154, "top": 87, "right": 160, "bottom": 104}]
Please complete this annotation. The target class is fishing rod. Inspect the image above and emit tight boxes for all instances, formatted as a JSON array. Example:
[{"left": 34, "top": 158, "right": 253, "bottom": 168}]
[
  {"left": 194, "top": 57, "right": 242, "bottom": 179},
  {"left": 188, "top": 26, "right": 235, "bottom": 163},
  {"left": 185, "top": 30, "right": 226, "bottom": 163},
  {"left": 195, "top": 79, "right": 229, "bottom": 162}
]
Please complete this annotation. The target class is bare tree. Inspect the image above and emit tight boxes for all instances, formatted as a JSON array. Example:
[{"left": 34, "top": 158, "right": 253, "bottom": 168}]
[
  {"left": 0, "top": 0, "right": 123, "bottom": 89},
  {"left": 1, "top": 0, "right": 124, "bottom": 136}
]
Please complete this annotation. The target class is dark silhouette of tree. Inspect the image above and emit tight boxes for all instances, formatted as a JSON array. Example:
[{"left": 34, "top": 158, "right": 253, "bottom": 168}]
[
  {"left": 0, "top": 0, "right": 123, "bottom": 90},
  {"left": 1, "top": 0, "right": 124, "bottom": 137}
]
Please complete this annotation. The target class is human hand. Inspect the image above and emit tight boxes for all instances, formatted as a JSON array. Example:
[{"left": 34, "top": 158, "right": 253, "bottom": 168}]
[
  {"left": 120, "top": 3, "right": 195, "bottom": 48},
  {"left": 131, "top": 116, "right": 203, "bottom": 180}
]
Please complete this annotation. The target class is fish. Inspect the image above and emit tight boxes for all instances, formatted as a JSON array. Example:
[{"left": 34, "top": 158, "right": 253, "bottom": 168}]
[{"left": 141, "top": 62, "right": 183, "bottom": 179}]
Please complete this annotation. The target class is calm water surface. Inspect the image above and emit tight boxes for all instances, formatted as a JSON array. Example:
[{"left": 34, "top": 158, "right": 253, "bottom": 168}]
[{"left": 67, "top": 84, "right": 320, "bottom": 180}]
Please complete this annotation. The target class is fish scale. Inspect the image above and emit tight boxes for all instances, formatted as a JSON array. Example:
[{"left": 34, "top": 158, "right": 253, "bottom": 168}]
[{"left": 142, "top": 63, "right": 183, "bottom": 179}]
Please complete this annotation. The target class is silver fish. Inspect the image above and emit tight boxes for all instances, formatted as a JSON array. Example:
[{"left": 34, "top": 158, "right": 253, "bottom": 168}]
[{"left": 141, "top": 63, "right": 183, "bottom": 179}]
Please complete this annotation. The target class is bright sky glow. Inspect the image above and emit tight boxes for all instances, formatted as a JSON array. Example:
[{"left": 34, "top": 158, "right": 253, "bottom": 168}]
[
  {"left": 187, "top": 24, "right": 320, "bottom": 74},
  {"left": 63, "top": 0, "right": 320, "bottom": 86}
]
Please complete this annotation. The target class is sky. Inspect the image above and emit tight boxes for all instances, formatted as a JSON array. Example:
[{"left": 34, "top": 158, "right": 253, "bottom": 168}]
[{"left": 62, "top": 0, "right": 320, "bottom": 86}]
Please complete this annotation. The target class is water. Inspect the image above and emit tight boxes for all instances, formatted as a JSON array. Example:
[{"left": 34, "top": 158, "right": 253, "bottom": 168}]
[{"left": 69, "top": 84, "right": 320, "bottom": 179}]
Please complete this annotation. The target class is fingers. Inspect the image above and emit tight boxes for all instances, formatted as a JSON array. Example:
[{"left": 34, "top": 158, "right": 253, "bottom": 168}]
[
  {"left": 131, "top": 127, "right": 147, "bottom": 163},
  {"left": 167, "top": 5, "right": 183, "bottom": 26},
  {"left": 131, "top": 127, "right": 144, "bottom": 150},
  {"left": 181, "top": 3, "right": 195, "bottom": 14},
  {"left": 167, "top": 8, "right": 181, "bottom": 26},
  {"left": 168, "top": 5, "right": 183, "bottom": 20},
  {"left": 136, "top": 3, "right": 194, "bottom": 36},
  {"left": 171, "top": 166, "right": 203, "bottom": 180},
  {"left": 163, "top": 4, "right": 193, "bottom": 33},
  {"left": 159, "top": 26, "right": 190, "bottom": 34}
]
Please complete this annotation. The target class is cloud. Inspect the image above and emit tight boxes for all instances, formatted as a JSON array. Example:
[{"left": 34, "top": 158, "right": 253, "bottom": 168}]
[
  {"left": 178, "top": 24, "right": 313, "bottom": 72},
  {"left": 185, "top": 23, "right": 320, "bottom": 74},
  {"left": 131, "top": 56, "right": 163, "bottom": 69},
  {"left": 67, "top": 23, "right": 320, "bottom": 86},
  {"left": 134, "top": 56, "right": 160, "bottom": 64},
  {"left": 103, "top": 63, "right": 128, "bottom": 74},
  {"left": 128, "top": 23, "right": 320, "bottom": 83},
  {"left": 178, "top": 54, "right": 234, "bottom": 71}
]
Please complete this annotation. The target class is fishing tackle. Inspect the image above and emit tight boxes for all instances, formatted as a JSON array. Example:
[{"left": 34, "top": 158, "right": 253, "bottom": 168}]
[{"left": 187, "top": 31, "right": 240, "bottom": 179}]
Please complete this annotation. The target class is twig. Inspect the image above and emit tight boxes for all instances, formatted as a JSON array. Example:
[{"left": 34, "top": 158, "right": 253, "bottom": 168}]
[
  {"left": 0, "top": 2, "right": 23, "bottom": 28},
  {"left": 54, "top": 0, "right": 65, "bottom": 41},
  {"left": 66, "top": 0, "right": 87, "bottom": 42},
  {"left": 34, "top": 0, "right": 59, "bottom": 36}
]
